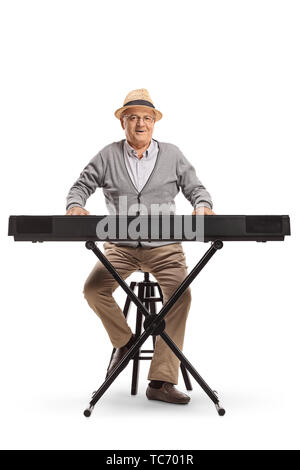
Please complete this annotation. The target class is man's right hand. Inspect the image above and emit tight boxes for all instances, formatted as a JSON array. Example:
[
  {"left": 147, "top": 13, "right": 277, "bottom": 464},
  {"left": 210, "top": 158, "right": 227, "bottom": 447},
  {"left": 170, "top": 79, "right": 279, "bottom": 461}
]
[{"left": 66, "top": 206, "right": 90, "bottom": 215}]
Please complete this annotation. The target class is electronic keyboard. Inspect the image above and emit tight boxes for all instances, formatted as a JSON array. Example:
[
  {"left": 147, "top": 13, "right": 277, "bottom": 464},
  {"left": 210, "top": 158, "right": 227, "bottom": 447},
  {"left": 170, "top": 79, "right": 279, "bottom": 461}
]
[{"left": 8, "top": 215, "right": 291, "bottom": 242}]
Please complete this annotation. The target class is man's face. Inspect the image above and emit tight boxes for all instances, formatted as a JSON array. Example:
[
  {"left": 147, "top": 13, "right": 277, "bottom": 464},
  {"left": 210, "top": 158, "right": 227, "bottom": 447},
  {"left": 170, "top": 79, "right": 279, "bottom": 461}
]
[{"left": 120, "top": 106, "right": 156, "bottom": 147}]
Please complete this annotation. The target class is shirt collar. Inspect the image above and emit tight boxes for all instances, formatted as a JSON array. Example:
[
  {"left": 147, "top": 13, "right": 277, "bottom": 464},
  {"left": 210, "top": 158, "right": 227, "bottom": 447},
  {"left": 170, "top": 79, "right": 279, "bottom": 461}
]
[{"left": 124, "top": 139, "right": 154, "bottom": 158}]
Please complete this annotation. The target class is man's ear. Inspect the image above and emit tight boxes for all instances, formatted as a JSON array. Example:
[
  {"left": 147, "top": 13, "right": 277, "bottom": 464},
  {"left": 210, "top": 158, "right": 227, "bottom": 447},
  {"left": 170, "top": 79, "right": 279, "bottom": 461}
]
[{"left": 120, "top": 118, "right": 125, "bottom": 130}]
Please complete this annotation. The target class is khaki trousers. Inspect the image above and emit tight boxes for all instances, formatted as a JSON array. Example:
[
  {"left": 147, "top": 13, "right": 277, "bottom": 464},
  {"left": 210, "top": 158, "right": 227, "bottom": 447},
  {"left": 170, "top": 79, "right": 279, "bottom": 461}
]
[{"left": 83, "top": 242, "right": 191, "bottom": 385}]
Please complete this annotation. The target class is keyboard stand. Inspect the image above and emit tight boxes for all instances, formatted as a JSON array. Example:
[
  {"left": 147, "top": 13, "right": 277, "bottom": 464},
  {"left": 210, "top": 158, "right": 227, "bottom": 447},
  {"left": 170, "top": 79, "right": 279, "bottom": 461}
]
[{"left": 83, "top": 240, "right": 225, "bottom": 417}]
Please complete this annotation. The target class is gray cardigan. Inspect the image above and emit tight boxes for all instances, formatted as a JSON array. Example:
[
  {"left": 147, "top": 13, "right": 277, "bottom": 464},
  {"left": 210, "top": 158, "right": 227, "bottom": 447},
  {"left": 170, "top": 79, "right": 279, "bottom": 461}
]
[{"left": 66, "top": 139, "right": 213, "bottom": 247}]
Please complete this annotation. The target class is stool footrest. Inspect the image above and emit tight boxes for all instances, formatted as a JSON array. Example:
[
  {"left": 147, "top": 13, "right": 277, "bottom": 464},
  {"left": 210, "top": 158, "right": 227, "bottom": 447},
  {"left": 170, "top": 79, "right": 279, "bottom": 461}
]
[
  {"left": 138, "top": 282, "right": 160, "bottom": 286},
  {"left": 141, "top": 297, "right": 163, "bottom": 302},
  {"left": 141, "top": 349, "right": 154, "bottom": 353}
]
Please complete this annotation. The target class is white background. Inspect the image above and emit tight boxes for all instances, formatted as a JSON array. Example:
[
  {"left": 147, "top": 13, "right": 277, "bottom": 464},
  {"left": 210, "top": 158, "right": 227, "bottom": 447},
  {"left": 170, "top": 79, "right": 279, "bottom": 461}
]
[{"left": 0, "top": 0, "right": 299, "bottom": 450}]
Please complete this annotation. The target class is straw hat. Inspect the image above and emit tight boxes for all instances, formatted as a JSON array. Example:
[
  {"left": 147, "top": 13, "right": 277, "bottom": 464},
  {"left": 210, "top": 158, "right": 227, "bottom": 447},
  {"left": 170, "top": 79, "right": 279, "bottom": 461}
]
[{"left": 114, "top": 88, "right": 163, "bottom": 121}]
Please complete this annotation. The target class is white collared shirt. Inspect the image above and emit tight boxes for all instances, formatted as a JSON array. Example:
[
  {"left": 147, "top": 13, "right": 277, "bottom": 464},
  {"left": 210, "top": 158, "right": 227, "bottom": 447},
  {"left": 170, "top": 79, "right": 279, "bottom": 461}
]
[{"left": 123, "top": 139, "right": 159, "bottom": 192}]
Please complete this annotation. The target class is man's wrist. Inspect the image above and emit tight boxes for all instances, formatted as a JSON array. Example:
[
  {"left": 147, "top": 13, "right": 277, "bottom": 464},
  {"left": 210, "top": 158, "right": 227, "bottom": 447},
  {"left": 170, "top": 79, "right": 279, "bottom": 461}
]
[
  {"left": 195, "top": 202, "right": 213, "bottom": 210},
  {"left": 66, "top": 203, "right": 83, "bottom": 211}
]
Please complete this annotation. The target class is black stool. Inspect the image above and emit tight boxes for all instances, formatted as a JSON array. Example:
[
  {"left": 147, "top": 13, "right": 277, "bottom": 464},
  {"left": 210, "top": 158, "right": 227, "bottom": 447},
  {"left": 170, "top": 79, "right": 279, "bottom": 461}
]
[{"left": 107, "top": 270, "right": 193, "bottom": 395}]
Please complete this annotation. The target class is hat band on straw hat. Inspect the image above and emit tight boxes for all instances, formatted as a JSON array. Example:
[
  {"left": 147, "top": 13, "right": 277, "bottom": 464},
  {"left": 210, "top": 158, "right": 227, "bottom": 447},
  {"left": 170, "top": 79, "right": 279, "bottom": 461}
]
[
  {"left": 115, "top": 89, "right": 162, "bottom": 120},
  {"left": 124, "top": 99, "right": 155, "bottom": 109}
]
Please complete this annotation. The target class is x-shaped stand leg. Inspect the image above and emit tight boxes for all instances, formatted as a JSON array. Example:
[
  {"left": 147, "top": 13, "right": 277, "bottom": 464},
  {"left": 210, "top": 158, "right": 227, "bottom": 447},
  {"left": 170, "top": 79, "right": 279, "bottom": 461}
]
[{"left": 83, "top": 240, "right": 225, "bottom": 417}]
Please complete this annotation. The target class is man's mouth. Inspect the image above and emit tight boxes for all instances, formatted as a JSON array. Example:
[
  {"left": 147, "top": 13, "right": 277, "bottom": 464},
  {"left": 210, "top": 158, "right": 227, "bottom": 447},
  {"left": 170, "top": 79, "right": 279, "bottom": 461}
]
[{"left": 135, "top": 130, "right": 145, "bottom": 133}]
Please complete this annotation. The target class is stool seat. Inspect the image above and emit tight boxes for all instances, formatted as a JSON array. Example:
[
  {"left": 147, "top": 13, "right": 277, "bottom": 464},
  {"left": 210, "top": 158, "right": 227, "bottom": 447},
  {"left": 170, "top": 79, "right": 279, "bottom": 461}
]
[{"left": 106, "top": 270, "right": 193, "bottom": 395}]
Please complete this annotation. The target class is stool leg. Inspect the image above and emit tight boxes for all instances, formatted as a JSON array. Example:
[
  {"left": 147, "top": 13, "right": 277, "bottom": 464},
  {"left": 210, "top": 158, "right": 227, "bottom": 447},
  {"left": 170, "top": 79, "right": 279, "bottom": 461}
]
[
  {"left": 131, "top": 283, "right": 144, "bottom": 395},
  {"left": 150, "top": 285, "right": 157, "bottom": 350},
  {"left": 123, "top": 281, "right": 136, "bottom": 320},
  {"left": 180, "top": 363, "right": 193, "bottom": 391}
]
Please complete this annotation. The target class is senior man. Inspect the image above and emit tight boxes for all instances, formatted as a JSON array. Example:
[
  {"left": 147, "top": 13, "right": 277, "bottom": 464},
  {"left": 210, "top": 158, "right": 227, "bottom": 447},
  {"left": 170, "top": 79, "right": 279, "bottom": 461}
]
[{"left": 66, "top": 89, "right": 215, "bottom": 404}]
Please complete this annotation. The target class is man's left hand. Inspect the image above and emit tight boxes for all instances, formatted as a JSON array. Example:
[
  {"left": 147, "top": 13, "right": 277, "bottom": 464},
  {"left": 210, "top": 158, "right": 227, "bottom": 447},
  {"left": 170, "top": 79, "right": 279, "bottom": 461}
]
[{"left": 192, "top": 207, "right": 216, "bottom": 215}]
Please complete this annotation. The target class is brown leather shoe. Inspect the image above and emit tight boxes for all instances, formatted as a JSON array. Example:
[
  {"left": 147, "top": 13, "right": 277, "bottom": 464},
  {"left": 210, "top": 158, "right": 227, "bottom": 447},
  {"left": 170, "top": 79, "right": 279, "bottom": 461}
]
[
  {"left": 106, "top": 335, "right": 135, "bottom": 378},
  {"left": 146, "top": 382, "right": 191, "bottom": 404}
]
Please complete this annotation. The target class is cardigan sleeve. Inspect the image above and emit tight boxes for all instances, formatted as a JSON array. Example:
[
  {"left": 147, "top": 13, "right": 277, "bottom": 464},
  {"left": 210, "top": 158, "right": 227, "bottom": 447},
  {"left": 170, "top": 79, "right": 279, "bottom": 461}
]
[
  {"left": 66, "top": 152, "right": 105, "bottom": 210},
  {"left": 176, "top": 147, "right": 213, "bottom": 210}
]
